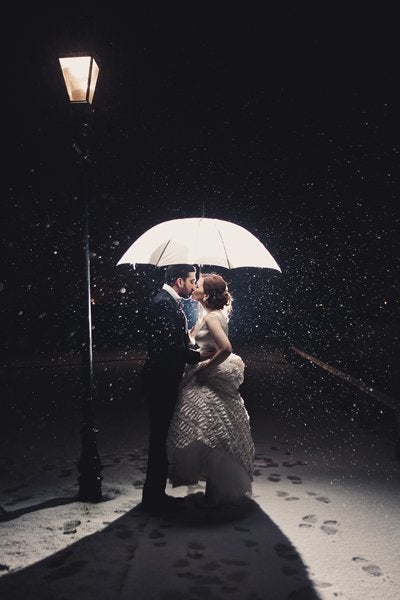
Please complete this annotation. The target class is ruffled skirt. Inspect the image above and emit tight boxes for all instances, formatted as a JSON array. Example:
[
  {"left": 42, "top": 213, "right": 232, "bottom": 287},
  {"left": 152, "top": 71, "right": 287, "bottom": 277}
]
[{"left": 167, "top": 353, "right": 255, "bottom": 505}]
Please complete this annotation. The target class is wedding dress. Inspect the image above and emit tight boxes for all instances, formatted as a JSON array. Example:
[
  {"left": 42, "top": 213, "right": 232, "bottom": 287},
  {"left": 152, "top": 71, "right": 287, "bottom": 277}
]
[{"left": 167, "top": 310, "right": 255, "bottom": 505}]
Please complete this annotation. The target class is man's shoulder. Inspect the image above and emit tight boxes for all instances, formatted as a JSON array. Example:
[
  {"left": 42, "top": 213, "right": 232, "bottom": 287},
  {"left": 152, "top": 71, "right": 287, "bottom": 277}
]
[
  {"left": 152, "top": 288, "right": 169, "bottom": 301},
  {"left": 151, "top": 289, "right": 175, "bottom": 308}
]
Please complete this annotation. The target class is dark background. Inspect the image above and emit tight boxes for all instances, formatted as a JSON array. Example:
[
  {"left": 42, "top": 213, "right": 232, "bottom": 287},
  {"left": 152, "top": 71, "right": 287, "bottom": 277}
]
[{"left": 2, "top": 3, "right": 400, "bottom": 397}]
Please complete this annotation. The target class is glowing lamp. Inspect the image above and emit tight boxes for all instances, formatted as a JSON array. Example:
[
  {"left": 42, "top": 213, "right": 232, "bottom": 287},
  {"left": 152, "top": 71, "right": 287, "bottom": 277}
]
[{"left": 59, "top": 56, "right": 99, "bottom": 104}]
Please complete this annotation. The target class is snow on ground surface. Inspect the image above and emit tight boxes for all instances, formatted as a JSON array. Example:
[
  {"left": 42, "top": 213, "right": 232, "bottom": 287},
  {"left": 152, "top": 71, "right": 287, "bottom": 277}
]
[{"left": 1, "top": 347, "right": 399, "bottom": 599}]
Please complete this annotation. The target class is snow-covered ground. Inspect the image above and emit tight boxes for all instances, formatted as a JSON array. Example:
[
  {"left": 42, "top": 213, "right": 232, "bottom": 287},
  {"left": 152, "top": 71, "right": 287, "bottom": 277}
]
[{"left": 0, "top": 348, "right": 399, "bottom": 599}]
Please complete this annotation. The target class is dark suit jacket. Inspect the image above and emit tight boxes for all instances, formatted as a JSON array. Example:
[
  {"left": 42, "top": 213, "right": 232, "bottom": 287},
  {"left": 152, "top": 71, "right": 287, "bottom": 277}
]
[{"left": 142, "top": 289, "right": 201, "bottom": 389}]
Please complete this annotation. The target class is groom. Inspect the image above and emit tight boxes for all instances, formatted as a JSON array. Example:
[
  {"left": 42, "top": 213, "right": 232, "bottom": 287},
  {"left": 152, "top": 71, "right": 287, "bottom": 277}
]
[{"left": 141, "top": 264, "right": 213, "bottom": 513}]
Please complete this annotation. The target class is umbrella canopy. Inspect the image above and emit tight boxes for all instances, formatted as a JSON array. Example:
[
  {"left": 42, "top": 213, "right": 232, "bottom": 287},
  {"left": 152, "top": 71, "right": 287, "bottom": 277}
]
[{"left": 117, "top": 217, "right": 281, "bottom": 271}]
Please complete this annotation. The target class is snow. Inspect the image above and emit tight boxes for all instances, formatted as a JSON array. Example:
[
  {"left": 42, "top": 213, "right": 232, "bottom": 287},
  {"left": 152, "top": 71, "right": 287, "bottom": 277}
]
[{"left": 0, "top": 348, "right": 399, "bottom": 600}]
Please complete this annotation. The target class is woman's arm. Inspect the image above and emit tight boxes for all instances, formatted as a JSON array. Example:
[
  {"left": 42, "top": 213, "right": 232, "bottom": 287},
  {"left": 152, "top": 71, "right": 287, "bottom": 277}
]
[{"left": 196, "top": 313, "right": 232, "bottom": 381}]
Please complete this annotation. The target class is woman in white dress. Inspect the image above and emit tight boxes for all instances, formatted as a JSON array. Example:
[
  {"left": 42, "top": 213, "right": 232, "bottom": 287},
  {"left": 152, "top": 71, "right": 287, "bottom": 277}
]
[{"left": 167, "top": 273, "right": 255, "bottom": 507}]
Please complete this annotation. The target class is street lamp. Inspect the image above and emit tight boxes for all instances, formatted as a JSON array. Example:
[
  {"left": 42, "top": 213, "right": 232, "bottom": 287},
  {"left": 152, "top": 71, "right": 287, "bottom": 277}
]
[
  {"left": 59, "top": 56, "right": 99, "bottom": 104},
  {"left": 59, "top": 55, "right": 102, "bottom": 502}
]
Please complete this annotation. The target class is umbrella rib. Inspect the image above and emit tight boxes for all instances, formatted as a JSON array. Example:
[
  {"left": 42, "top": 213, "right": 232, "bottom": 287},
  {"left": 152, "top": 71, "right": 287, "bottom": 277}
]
[
  {"left": 217, "top": 228, "right": 233, "bottom": 269},
  {"left": 155, "top": 241, "right": 171, "bottom": 266}
]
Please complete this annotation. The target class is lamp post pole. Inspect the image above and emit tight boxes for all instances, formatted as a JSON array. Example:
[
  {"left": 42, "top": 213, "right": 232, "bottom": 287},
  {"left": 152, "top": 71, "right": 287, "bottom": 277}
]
[{"left": 59, "top": 56, "right": 103, "bottom": 502}]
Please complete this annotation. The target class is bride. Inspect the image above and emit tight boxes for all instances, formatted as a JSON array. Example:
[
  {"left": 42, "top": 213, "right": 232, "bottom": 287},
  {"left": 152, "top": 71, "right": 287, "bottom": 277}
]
[{"left": 167, "top": 272, "right": 255, "bottom": 507}]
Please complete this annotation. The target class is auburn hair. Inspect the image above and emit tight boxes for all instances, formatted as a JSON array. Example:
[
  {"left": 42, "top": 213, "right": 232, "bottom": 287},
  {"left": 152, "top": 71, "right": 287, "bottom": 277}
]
[{"left": 202, "top": 273, "right": 233, "bottom": 313}]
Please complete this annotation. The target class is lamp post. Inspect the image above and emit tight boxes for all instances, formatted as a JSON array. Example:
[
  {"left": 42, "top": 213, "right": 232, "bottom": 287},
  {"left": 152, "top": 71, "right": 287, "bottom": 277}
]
[{"left": 59, "top": 55, "right": 103, "bottom": 502}]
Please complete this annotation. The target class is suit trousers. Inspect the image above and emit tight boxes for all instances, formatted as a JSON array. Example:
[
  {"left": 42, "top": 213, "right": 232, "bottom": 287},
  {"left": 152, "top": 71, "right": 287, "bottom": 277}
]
[{"left": 142, "top": 375, "right": 181, "bottom": 503}]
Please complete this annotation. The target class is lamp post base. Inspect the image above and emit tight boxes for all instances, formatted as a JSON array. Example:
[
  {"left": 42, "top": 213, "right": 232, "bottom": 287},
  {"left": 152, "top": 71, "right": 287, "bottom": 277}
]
[{"left": 77, "top": 423, "right": 103, "bottom": 502}]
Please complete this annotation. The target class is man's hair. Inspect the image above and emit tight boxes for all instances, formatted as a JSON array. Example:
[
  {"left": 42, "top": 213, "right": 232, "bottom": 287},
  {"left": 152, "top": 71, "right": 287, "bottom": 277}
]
[{"left": 165, "top": 264, "right": 196, "bottom": 285}]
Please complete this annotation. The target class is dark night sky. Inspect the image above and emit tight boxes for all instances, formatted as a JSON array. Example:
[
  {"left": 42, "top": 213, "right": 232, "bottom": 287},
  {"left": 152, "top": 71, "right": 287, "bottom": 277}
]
[{"left": 2, "top": 3, "right": 400, "bottom": 394}]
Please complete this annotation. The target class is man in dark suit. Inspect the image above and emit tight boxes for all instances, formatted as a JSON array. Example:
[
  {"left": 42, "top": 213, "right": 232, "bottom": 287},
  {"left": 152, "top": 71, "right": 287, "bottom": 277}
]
[{"left": 141, "top": 264, "right": 213, "bottom": 513}]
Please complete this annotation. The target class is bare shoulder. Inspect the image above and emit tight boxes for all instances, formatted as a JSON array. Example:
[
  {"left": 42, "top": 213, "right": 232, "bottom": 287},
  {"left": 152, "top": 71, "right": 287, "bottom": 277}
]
[{"left": 205, "top": 310, "right": 226, "bottom": 326}]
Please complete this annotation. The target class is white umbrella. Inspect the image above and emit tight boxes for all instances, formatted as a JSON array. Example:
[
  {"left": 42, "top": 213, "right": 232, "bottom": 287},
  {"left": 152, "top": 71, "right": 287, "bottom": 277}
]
[{"left": 117, "top": 217, "right": 281, "bottom": 272}]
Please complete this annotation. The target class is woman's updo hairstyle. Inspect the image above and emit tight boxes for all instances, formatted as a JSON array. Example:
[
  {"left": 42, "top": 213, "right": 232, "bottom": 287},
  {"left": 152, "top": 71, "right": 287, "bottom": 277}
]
[{"left": 202, "top": 273, "right": 233, "bottom": 314}]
